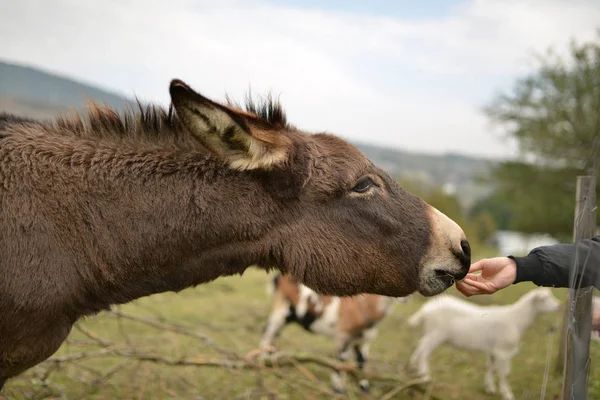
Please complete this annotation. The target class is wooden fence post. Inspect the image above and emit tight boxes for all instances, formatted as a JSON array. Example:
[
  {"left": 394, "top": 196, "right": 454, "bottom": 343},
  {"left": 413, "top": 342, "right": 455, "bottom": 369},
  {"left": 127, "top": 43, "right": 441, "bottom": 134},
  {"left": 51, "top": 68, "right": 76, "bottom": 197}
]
[
  {"left": 560, "top": 175, "right": 597, "bottom": 400},
  {"left": 555, "top": 296, "right": 568, "bottom": 374}
]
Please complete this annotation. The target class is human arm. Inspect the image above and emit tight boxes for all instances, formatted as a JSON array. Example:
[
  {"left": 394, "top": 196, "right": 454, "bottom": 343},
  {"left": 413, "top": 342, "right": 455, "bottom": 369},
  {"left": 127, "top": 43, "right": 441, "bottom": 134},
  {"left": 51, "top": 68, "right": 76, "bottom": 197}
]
[
  {"left": 456, "top": 235, "right": 600, "bottom": 296},
  {"left": 511, "top": 235, "right": 600, "bottom": 289}
]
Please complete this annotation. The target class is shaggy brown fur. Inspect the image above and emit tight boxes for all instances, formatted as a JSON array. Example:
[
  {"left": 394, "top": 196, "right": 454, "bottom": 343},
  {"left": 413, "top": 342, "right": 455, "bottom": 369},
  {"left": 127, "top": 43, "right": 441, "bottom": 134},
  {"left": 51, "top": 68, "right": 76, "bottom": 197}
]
[{"left": 0, "top": 79, "right": 470, "bottom": 388}]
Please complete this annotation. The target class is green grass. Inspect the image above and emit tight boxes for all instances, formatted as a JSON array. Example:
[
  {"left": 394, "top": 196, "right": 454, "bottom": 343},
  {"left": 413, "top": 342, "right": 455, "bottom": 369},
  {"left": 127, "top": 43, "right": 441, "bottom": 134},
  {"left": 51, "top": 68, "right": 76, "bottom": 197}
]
[{"left": 4, "top": 246, "right": 600, "bottom": 400}]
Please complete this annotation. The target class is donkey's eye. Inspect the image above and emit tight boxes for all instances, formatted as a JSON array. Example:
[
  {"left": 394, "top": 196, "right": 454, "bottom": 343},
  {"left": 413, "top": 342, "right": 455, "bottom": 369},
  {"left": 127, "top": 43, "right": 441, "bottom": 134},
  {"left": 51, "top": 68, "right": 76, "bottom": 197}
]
[{"left": 351, "top": 177, "right": 377, "bottom": 194}]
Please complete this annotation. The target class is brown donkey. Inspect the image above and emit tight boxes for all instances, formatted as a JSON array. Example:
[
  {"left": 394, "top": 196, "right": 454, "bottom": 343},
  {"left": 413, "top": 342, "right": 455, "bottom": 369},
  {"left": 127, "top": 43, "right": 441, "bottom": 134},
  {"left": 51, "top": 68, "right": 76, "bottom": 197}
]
[{"left": 0, "top": 79, "right": 470, "bottom": 389}]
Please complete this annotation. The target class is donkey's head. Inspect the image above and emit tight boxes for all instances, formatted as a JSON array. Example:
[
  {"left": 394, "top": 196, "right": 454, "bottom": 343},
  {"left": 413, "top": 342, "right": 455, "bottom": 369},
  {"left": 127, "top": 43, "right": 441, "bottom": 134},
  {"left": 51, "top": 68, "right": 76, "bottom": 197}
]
[{"left": 170, "top": 79, "right": 470, "bottom": 298}]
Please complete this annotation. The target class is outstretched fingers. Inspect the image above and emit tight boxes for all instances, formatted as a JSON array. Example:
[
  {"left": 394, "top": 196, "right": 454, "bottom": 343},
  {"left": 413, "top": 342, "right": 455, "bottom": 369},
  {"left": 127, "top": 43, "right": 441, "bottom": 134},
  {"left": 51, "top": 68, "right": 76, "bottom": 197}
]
[
  {"left": 456, "top": 278, "right": 497, "bottom": 296},
  {"left": 464, "top": 278, "right": 497, "bottom": 293},
  {"left": 455, "top": 281, "right": 476, "bottom": 296},
  {"left": 456, "top": 280, "right": 479, "bottom": 296},
  {"left": 468, "top": 259, "right": 487, "bottom": 273}
]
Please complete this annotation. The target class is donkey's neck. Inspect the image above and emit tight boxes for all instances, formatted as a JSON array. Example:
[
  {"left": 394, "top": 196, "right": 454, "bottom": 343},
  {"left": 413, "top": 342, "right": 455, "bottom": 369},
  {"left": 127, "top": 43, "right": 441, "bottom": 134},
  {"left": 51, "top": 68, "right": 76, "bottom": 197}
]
[{"left": 40, "top": 147, "right": 280, "bottom": 316}]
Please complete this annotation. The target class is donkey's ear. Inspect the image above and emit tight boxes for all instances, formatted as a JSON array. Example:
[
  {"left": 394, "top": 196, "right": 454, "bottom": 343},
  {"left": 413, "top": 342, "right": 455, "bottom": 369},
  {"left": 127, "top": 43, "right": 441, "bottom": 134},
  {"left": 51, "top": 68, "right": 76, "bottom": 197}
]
[{"left": 169, "top": 79, "right": 291, "bottom": 171}]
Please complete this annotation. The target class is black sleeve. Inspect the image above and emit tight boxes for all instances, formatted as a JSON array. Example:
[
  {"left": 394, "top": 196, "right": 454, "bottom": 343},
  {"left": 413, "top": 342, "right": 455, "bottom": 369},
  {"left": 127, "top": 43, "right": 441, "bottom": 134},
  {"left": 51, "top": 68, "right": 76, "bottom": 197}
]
[{"left": 508, "top": 235, "right": 600, "bottom": 290}]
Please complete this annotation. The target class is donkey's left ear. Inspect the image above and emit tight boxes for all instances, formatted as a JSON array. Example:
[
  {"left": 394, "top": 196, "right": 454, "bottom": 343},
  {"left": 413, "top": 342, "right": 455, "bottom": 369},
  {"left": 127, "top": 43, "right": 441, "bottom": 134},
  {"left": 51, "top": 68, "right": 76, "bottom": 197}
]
[{"left": 169, "top": 79, "right": 291, "bottom": 171}]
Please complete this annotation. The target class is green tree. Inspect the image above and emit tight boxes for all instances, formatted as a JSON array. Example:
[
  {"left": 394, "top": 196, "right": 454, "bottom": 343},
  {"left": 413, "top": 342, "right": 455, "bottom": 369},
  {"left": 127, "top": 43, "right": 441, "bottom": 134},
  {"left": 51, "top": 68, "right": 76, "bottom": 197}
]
[
  {"left": 470, "top": 211, "right": 497, "bottom": 244},
  {"left": 469, "top": 191, "right": 513, "bottom": 231},
  {"left": 483, "top": 33, "right": 600, "bottom": 240}
]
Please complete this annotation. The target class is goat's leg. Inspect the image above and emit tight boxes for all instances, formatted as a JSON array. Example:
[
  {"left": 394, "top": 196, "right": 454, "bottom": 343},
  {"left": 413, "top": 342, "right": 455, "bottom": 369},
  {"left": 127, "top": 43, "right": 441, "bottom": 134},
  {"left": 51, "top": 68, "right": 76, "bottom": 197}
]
[
  {"left": 494, "top": 355, "right": 515, "bottom": 400},
  {"left": 409, "top": 333, "right": 444, "bottom": 380},
  {"left": 484, "top": 353, "right": 497, "bottom": 394},
  {"left": 407, "top": 341, "right": 423, "bottom": 373},
  {"left": 0, "top": 377, "right": 6, "bottom": 391},
  {"left": 354, "top": 343, "right": 369, "bottom": 392},
  {"left": 259, "top": 297, "right": 292, "bottom": 352},
  {"left": 331, "top": 335, "right": 352, "bottom": 394},
  {"left": 354, "top": 327, "right": 376, "bottom": 392},
  {"left": 407, "top": 332, "right": 430, "bottom": 372}
]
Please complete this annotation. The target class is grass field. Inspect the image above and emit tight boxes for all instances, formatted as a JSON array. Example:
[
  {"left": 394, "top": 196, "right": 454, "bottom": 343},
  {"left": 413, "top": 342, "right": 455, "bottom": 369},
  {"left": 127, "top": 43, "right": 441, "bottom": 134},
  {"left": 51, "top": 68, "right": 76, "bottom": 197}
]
[{"left": 4, "top": 246, "right": 600, "bottom": 400}]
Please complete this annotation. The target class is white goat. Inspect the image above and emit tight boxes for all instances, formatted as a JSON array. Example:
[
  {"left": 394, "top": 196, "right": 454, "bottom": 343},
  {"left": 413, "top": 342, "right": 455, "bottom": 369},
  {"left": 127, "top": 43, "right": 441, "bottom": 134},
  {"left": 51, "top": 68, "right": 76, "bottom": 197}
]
[
  {"left": 407, "top": 288, "right": 561, "bottom": 400},
  {"left": 259, "top": 274, "right": 409, "bottom": 393}
]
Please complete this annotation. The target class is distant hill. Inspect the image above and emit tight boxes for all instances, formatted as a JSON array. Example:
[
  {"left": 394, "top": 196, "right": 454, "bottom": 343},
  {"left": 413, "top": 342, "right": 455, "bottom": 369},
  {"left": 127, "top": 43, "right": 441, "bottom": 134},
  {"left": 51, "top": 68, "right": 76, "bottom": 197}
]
[
  {"left": 0, "top": 59, "right": 495, "bottom": 207},
  {"left": 357, "top": 142, "right": 494, "bottom": 207},
  {"left": 0, "top": 60, "right": 130, "bottom": 119}
]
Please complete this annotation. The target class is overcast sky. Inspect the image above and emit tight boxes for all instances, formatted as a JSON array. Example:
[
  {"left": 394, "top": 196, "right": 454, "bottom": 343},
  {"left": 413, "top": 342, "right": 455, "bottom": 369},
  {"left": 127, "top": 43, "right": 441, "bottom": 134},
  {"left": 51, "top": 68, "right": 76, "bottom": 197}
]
[{"left": 1, "top": 0, "right": 599, "bottom": 159}]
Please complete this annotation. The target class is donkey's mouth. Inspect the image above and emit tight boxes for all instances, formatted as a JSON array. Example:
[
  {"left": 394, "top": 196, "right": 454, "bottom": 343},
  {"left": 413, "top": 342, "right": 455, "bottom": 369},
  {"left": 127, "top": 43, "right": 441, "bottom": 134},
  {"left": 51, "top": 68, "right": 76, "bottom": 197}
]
[
  {"left": 437, "top": 265, "right": 469, "bottom": 281},
  {"left": 418, "top": 268, "right": 462, "bottom": 297},
  {"left": 434, "top": 270, "right": 456, "bottom": 287}
]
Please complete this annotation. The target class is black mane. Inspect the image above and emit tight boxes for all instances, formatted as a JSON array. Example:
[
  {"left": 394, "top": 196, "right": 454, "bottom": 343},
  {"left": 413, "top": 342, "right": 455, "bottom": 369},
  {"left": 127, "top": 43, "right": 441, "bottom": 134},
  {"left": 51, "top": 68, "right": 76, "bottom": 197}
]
[
  {"left": 0, "top": 91, "right": 292, "bottom": 143},
  {"left": 227, "top": 91, "right": 291, "bottom": 129}
]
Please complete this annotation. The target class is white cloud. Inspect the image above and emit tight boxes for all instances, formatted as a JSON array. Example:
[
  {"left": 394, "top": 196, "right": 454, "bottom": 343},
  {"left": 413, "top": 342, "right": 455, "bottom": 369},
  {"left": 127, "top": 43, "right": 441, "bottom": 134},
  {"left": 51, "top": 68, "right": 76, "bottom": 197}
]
[{"left": 0, "top": 0, "right": 598, "bottom": 158}]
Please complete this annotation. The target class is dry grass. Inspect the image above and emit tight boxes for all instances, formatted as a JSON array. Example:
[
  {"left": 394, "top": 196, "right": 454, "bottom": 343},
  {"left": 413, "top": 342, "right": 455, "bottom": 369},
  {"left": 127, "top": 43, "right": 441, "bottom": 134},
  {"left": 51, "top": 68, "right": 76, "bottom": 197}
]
[{"left": 4, "top": 246, "right": 600, "bottom": 400}]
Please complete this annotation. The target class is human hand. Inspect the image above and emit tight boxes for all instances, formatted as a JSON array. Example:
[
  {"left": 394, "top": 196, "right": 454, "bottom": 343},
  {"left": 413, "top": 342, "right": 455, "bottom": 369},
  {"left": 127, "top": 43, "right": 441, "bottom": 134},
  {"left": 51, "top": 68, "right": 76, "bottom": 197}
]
[
  {"left": 593, "top": 311, "right": 600, "bottom": 336},
  {"left": 455, "top": 257, "right": 517, "bottom": 297}
]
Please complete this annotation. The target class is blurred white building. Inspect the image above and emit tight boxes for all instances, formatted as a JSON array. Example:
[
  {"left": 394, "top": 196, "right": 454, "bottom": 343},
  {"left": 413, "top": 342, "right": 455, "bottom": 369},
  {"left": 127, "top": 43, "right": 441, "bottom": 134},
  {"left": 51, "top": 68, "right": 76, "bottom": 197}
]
[
  {"left": 442, "top": 182, "right": 457, "bottom": 195},
  {"left": 492, "top": 230, "right": 560, "bottom": 256}
]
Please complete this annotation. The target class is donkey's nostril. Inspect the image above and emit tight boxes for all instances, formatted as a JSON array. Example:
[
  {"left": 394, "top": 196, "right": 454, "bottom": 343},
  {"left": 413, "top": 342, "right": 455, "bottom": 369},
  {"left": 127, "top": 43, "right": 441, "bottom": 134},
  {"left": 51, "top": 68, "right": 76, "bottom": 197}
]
[
  {"left": 456, "top": 239, "right": 471, "bottom": 274},
  {"left": 460, "top": 239, "right": 471, "bottom": 258}
]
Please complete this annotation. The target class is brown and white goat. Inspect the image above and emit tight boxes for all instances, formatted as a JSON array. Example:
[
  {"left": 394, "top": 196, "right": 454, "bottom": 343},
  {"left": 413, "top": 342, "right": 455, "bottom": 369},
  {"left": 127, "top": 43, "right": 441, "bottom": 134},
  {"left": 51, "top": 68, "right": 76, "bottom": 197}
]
[{"left": 259, "top": 274, "right": 409, "bottom": 393}]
